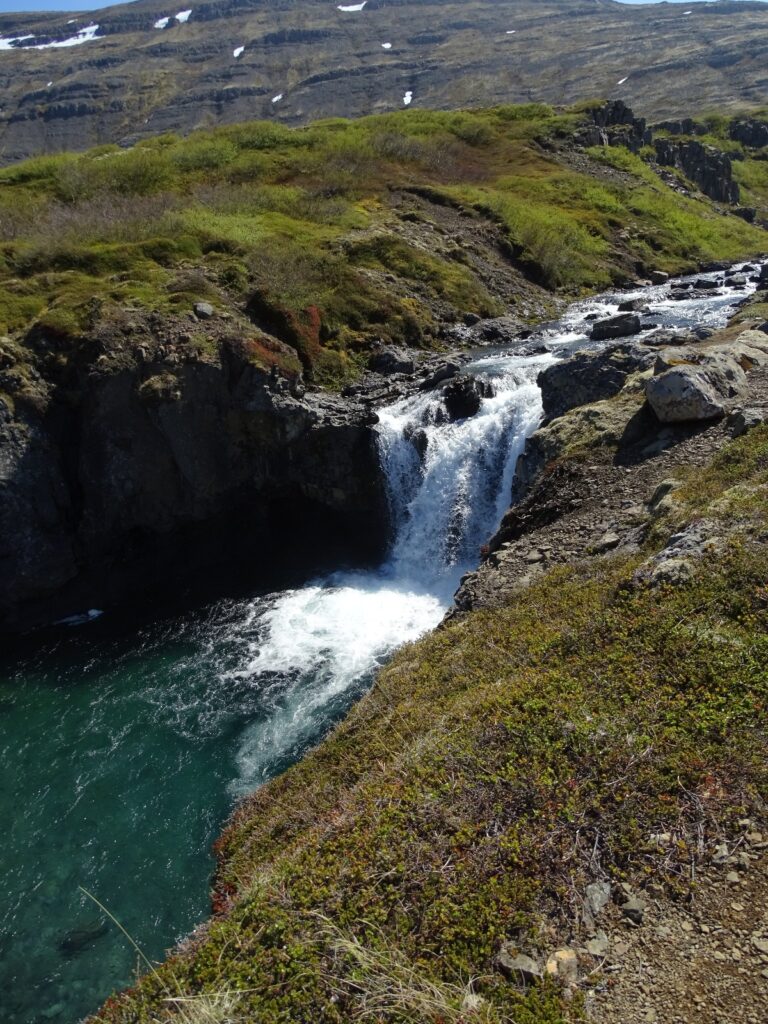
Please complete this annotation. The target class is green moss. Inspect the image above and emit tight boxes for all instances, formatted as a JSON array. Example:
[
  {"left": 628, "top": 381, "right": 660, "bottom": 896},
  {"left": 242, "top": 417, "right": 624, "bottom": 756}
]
[
  {"left": 1, "top": 103, "right": 766, "bottom": 377},
  {"left": 93, "top": 429, "right": 768, "bottom": 1024}
]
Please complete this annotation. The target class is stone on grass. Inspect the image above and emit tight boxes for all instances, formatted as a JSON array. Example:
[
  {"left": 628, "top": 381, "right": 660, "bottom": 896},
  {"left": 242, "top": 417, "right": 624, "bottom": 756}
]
[
  {"left": 193, "top": 301, "right": 215, "bottom": 319},
  {"left": 545, "top": 949, "right": 579, "bottom": 987},
  {"left": 496, "top": 947, "right": 542, "bottom": 984},
  {"left": 727, "top": 407, "right": 766, "bottom": 438}
]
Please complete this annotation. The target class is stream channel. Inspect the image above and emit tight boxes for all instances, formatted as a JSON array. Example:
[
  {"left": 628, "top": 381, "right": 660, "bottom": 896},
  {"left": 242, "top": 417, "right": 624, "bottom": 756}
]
[{"left": 0, "top": 265, "right": 758, "bottom": 1023}]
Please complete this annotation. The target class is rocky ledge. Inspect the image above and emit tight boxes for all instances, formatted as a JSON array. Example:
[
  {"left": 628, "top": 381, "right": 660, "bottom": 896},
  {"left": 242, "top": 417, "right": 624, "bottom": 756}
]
[
  {"left": 454, "top": 297, "right": 768, "bottom": 616},
  {"left": 0, "top": 331, "right": 389, "bottom": 634}
]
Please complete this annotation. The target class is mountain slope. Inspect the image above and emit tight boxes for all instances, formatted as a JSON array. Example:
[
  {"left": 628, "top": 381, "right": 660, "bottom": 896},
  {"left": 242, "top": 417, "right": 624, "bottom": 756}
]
[{"left": 1, "top": 0, "right": 768, "bottom": 163}]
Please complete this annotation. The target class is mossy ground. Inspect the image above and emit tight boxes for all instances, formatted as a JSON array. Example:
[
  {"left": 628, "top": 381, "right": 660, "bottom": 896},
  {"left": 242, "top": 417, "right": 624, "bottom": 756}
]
[
  {"left": 1, "top": 104, "right": 767, "bottom": 388},
  {"left": 92, "top": 427, "right": 768, "bottom": 1024}
]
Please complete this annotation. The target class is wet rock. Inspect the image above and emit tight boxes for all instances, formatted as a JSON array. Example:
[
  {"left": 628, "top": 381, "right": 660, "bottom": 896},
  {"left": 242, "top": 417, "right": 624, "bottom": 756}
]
[
  {"left": 443, "top": 375, "right": 492, "bottom": 420},
  {"left": 419, "top": 360, "right": 462, "bottom": 391},
  {"left": 368, "top": 347, "right": 416, "bottom": 375},
  {"left": 618, "top": 298, "right": 649, "bottom": 312},
  {"left": 496, "top": 947, "right": 542, "bottom": 984},
  {"left": 693, "top": 278, "right": 723, "bottom": 290},
  {"left": 193, "top": 302, "right": 214, "bottom": 320},
  {"left": 590, "top": 313, "right": 641, "bottom": 341},
  {"left": 728, "top": 274, "right": 748, "bottom": 286},
  {"left": 650, "top": 271, "right": 670, "bottom": 285},
  {"left": 409, "top": 427, "right": 429, "bottom": 460}
]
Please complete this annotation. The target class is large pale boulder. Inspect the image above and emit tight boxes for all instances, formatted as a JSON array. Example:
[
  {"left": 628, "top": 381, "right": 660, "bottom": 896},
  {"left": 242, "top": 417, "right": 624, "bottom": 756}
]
[{"left": 645, "top": 358, "right": 747, "bottom": 422}]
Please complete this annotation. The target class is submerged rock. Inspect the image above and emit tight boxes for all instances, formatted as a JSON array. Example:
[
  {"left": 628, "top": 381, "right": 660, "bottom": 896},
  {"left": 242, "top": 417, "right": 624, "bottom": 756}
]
[{"left": 58, "top": 919, "right": 108, "bottom": 956}]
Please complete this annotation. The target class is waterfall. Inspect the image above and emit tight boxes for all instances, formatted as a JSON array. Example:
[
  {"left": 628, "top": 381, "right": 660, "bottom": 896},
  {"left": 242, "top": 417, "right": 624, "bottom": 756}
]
[
  {"left": 226, "top": 260, "right": 762, "bottom": 793},
  {"left": 229, "top": 352, "right": 551, "bottom": 792}
]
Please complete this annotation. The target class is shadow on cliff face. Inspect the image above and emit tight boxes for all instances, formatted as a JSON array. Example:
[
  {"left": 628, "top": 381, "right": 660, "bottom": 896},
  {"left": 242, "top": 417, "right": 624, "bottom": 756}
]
[{"left": 0, "top": 340, "right": 388, "bottom": 637}]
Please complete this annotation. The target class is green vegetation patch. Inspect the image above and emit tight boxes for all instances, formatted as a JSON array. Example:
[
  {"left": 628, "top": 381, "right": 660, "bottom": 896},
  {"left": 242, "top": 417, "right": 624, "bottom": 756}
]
[
  {"left": 94, "top": 431, "right": 768, "bottom": 1024},
  {"left": 2, "top": 104, "right": 766, "bottom": 386}
]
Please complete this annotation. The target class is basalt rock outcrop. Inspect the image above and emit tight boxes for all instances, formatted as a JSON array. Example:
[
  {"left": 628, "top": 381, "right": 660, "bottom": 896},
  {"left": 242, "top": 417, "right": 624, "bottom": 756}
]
[
  {"left": 0, "top": 340, "right": 388, "bottom": 633},
  {"left": 653, "top": 138, "right": 740, "bottom": 206},
  {"left": 3, "top": 1, "right": 768, "bottom": 162}
]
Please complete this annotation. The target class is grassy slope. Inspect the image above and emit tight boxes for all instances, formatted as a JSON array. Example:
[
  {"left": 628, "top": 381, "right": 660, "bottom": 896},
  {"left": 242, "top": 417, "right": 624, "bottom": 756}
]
[
  {"left": 94, "top": 423, "right": 768, "bottom": 1024},
  {"left": 1, "top": 104, "right": 766, "bottom": 389}
]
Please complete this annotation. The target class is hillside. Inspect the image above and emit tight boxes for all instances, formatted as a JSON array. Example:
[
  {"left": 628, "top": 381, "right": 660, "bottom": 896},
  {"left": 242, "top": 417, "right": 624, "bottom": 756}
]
[
  {"left": 90, "top": 295, "right": 768, "bottom": 1023},
  {"left": 3, "top": 101, "right": 768, "bottom": 633},
  {"left": 2, "top": 0, "right": 768, "bottom": 163},
  {"left": 0, "top": 94, "right": 767, "bottom": 1024}
]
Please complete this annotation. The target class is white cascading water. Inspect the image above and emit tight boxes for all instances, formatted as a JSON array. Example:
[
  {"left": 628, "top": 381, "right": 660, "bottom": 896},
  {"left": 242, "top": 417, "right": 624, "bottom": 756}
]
[
  {"left": 226, "top": 264, "right": 760, "bottom": 794},
  {"left": 228, "top": 352, "right": 551, "bottom": 793}
]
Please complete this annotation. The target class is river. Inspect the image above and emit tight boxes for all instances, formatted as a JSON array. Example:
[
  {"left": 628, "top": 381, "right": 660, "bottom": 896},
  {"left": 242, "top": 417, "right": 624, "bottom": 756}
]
[{"left": 0, "top": 265, "right": 758, "bottom": 1023}]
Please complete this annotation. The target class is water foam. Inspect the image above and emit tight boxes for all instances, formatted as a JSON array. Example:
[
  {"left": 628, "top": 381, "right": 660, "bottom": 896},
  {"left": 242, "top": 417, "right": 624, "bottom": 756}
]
[{"left": 228, "top": 352, "right": 550, "bottom": 792}]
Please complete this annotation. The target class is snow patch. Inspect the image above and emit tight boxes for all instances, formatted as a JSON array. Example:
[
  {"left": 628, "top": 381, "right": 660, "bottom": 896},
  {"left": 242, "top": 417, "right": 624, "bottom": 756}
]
[
  {"left": 617, "top": 76, "right": 628, "bottom": 85},
  {"left": 338, "top": 2, "right": 367, "bottom": 10},
  {"left": 35, "top": 24, "right": 100, "bottom": 49},
  {"left": 233, "top": 45, "right": 245, "bottom": 58},
  {"left": 46, "top": 81, "right": 52, "bottom": 87},
  {"left": 272, "top": 93, "right": 283, "bottom": 103},
  {"left": 0, "top": 34, "right": 34, "bottom": 51},
  {"left": 154, "top": 17, "right": 170, "bottom": 29},
  {"left": 403, "top": 90, "right": 413, "bottom": 106},
  {"left": 175, "top": 9, "right": 192, "bottom": 24},
  {"left": 506, "top": 30, "right": 516, "bottom": 35},
  {"left": 381, "top": 42, "right": 392, "bottom": 49}
]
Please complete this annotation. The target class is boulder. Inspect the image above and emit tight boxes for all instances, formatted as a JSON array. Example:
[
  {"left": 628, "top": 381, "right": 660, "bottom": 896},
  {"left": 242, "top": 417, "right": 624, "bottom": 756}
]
[
  {"left": 419, "top": 360, "right": 462, "bottom": 391},
  {"left": 693, "top": 278, "right": 723, "bottom": 290},
  {"left": 443, "top": 375, "right": 493, "bottom": 420},
  {"left": 727, "top": 407, "right": 766, "bottom": 438},
  {"left": 193, "top": 301, "right": 215, "bottom": 320},
  {"left": 538, "top": 344, "right": 653, "bottom": 420},
  {"left": 646, "top": 358, "right": 747, "bottom": 423},
  {"left": 759, "top": 264, "right": 768, "bottom": 286},
  {"left": 590, "top": 313, "right": 641, "bottom": 341},
  {"left": 368, "top": 347, "right": 416, "bottom": 375},
  {"left": 649, "top": 270, "right": 670, "bottom": 285},
  {"left": 618, "top": 298, "right": 648, "bottom": 312},
  {"left": 496, "top": 948, "right": 542, "bottom": 984},
  {"left": 641, "top": 329, "right": 695, "bottom": 348}
]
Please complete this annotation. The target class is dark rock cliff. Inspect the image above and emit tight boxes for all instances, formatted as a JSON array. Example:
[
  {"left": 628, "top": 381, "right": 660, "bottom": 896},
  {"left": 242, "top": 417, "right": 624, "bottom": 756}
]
[
  {"left": 653, "top": 138, "right": 741, "bottom": 205},
  {"left": 0, "top": 342, "right": 387, "bottom": 633}
]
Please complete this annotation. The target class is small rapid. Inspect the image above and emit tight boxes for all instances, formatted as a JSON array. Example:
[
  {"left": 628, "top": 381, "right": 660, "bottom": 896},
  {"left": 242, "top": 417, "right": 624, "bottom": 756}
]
[{"left": 0, "top": 263, "right": 759, "bottom": 1024}]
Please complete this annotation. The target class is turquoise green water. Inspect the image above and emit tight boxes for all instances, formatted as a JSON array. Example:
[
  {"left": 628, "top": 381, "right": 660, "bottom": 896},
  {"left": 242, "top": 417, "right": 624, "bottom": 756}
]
[{"left": 0, "top": 595, "right": 373, "bottom": 1024}]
